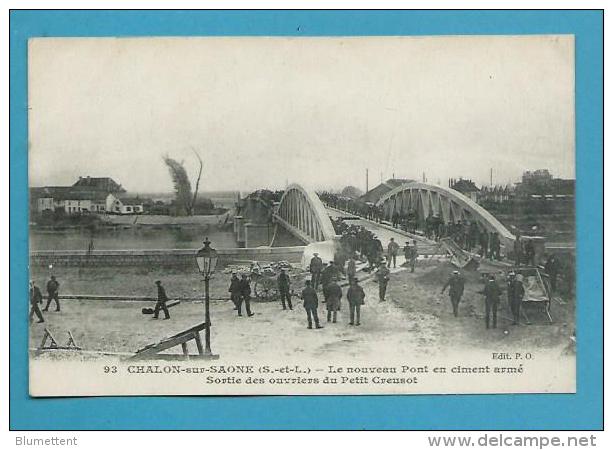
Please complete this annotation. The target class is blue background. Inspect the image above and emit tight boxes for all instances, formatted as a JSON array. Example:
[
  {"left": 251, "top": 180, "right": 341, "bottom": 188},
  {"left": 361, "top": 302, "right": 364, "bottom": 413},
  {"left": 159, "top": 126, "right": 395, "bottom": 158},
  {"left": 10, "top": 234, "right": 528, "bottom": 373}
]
[{"left": 9, "top": 10, "right": 603, "bottom": 430}]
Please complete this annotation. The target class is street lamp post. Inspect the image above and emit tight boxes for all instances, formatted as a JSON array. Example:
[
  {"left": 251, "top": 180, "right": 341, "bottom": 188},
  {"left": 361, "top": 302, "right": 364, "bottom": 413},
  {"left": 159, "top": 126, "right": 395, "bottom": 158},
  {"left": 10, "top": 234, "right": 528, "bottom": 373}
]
[{"left": 195, "top": 237, "right": 218, "bottom": 357}]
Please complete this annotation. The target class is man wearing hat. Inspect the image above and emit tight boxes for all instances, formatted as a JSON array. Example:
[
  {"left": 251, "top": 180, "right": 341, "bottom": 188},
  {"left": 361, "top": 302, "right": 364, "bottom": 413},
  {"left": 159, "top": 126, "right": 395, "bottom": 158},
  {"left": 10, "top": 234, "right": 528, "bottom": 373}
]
[
  {"left": 153, "top": 280, "right": 170, "bottom": 320},
  {"left": 238, "top": 273, "right": 255, "bottom": 317},
  {"left": 404, "top": 240, "right": 418, "bottom": 273},
  {"left": 323, "top": 276, "right": 342, "bottom": 323},
  {"left": 277, "top": 268, "right": 292, "bottom": 310},
  {"left": 441, "top": 271, "right": 465, "bottom": 317},
  {"left": 479, "top": 274, "right": 501, "bottom": 329},
  {"left": 301, "top": 278, "right": 323, "bottom": 329},
  {"left": 346, "top": 255, "right": 357, "bottom": 281},
  {"left": 375, "top": 262, "right": 391, "bottom": 302},
  {"left": 507, "top": 272, "right": 525, "bottom": 325},
  {"left": 43, "top": 275, "right": 60, "bottom": 312},
  {"left": 387, "top": 238, "right": 400, "bottom": 268},
  {"left": 346, "top": 277, "right": 365, "bottom": 326},
  {"left": 29, "top": 280, "right": 45, "bottom": 324},
  {"left": 228, "top": 271, "right": 241, "bottom": 311},
  {"left": 309, "top": 252, "right": 324, "bottom": 290}
]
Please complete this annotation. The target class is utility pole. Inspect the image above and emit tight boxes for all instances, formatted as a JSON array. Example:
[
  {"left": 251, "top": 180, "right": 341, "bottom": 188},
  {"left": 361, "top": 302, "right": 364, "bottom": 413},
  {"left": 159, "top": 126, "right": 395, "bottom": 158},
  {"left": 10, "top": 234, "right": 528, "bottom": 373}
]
[
  {"left": 490, "top": 168, "right": 493, "bottom": 187},
  {"left": 366, "top": 168, "right": 369, "bottom": 193}
]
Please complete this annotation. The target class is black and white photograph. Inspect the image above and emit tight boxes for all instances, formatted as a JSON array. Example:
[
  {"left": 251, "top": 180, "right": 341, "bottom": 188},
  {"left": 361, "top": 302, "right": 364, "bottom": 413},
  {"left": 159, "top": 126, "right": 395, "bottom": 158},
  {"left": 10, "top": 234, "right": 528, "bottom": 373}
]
[{"left": 27, "top": 35, "right": 576, "bottom": 396}]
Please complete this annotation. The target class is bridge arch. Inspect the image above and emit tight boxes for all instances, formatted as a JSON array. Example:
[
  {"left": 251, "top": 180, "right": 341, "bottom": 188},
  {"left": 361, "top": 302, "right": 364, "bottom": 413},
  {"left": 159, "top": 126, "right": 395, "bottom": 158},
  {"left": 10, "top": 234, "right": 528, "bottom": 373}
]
[
  {"left": 376, "top": 181, "right": 515, "bottom": 250},
  {"left": 274, "top": 184, "right": 337, "bottom": 244}
]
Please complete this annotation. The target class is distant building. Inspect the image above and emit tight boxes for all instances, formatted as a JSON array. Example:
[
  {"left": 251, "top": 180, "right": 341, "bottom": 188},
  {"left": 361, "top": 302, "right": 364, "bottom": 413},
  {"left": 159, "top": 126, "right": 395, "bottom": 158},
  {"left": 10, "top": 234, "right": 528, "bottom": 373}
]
[
  {"left": 516, "top": 169, "right": 575, "bottom": 199},
  {"left": 71, "top": 176, "right": 126, "bottom": 194},
  {"left": 479, "top": 185, "right": 514, "bottom": 204},
  {"left": 360, "top": 178, "right": 412, "bottom": 204},
  {"left": 449, "top": 178, "right": 480, "bottom": 203},
  {"left": 30, "top": 176, "right": 144, "bottom": 215},
  {"left": 521, "top": 169, "right": 553, "bottom": 185},
  {"left": 106, "top": 194, "right": 145, "bottom": 214}
]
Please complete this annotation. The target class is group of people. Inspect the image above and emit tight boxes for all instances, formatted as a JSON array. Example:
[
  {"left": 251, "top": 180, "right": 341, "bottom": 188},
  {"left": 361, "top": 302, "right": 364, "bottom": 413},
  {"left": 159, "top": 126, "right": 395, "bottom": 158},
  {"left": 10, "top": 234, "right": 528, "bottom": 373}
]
[
  {"left": 29, "top": 275, "right": 61, "bottom": 324},
  {"left": 332, "top": 219, "right": 384, "bottom": 271},
  {"left": 319, "top": 192, "right": 385, "bottom": 223},
  {"left": 441, "top": 270, "right": 527, "bottom": 329}
]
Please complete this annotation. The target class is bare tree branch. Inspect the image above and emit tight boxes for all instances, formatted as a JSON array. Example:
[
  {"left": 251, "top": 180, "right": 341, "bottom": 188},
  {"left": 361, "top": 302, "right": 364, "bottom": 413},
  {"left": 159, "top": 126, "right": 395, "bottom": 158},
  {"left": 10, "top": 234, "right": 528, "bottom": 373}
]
[{"left": 190, "top": 147, "right": 203, "bottom": 214}]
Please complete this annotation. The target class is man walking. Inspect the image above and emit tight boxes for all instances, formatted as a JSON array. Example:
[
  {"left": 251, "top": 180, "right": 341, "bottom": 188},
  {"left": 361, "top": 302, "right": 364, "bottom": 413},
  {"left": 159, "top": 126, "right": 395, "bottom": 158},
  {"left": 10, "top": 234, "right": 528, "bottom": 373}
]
[
  {"left": 277, "top": 268, "right": 293, "bottom": 310},
  {"left": 29, "top": 280, "right": 45, "bottom": 324},
  {"left": 507, "top": 272, "right": 525, "bottom": 325},
  {"left": 375, "top": 262, "right": 391, "bottom": 302},
  {"left": 238, "top": 273, "right": 255, "bottom": 317},
  {"left": 513, "top": 235, "right": 523, "bottom": 267},
  {"left": 479, "top": 274, "right": 501, "bottom": 329},
  {"left": 228, "top": 271, "right": 241, "bottom": 310},
  {"left": 320, "top": 262, "right": 337, "bottom": 296},
  {"left": 544, "top": 255, "right": 560, "bottom": 294},
  {"left": 478, "top": 231, "right": 488, "bottom": 259},
  {"left": 441, "top": 270, "right": 465, "bottom": 317},
  {"left": 153, "top": 280, "right": 170, "bottom": 320},
  {"left": 301, "top": 279, "right": 322, "bottom": 329},
  {"left": 43, "top": 275, "right": 60, "bottom": 312},
  {"left": 347, "top": 277, "right": 365, "bottom": 326},
  {"left": 404, "top": 240, "right": 418, "bottom": 272},
  {"left": 309, "top": 252, "right": 324, "bottom": 290},
  {"left": 346, "top": 255, "right": 357, "bottom": 281},
  {"left": 491, "top": 233, "right": 501, "bottom": 261},
  {"left": 387, "top": 237, "right": 400, "bottom": 268},
  {"left": 324, "top": 278, "right": 342, "bottom": 323}
]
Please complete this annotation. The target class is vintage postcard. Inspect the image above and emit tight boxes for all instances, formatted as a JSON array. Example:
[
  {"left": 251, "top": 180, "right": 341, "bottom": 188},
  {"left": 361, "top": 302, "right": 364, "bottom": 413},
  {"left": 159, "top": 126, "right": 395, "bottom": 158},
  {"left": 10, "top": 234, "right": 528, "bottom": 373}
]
[{"left": 27, "top": 35, "right": 576, "bottom": 396}]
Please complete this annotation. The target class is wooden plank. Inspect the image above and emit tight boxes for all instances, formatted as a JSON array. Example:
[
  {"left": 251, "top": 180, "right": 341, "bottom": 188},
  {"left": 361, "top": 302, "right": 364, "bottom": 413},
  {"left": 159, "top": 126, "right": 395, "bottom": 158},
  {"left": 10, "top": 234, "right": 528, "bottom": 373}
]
[
  {"left": 194, "top": 333, "right": 204, "bottom": 355},
  {"left": 132, "top": 323, "right": 207, "bottom": 359}
]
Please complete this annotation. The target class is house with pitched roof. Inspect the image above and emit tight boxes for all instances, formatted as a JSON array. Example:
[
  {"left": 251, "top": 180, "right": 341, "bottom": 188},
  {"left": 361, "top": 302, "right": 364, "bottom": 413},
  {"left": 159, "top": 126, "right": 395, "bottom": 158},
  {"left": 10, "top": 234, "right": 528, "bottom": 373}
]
[{"left": 30, "top": 176, "right": 143, "bottom": 215}]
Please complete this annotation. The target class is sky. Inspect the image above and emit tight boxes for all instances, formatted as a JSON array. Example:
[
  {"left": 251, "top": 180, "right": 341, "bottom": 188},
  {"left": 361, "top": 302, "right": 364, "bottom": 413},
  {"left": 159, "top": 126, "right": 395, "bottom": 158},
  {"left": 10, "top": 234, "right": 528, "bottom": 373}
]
[{"left": 28, "top": 35, "right": 575, "bottom": 194}]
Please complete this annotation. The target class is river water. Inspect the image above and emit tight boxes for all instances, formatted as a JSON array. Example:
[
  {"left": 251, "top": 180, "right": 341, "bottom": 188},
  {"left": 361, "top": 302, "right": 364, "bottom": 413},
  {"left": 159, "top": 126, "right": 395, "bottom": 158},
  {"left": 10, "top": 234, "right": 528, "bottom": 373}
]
[{"left": 30, "top": 225, "right": 238, "bottom": 251}]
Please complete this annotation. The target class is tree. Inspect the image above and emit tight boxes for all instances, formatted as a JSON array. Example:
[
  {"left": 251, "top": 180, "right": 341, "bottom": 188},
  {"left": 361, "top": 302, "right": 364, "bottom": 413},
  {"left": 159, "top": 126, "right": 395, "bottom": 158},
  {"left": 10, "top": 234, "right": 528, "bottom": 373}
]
[{"left": 162, "top": 149, "right": 203, "bottom": 216}]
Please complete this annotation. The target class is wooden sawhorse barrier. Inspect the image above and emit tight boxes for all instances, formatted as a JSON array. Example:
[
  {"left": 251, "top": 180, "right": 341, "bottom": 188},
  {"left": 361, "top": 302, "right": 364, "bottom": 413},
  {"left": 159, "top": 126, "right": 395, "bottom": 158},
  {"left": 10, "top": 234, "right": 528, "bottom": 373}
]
[{"left": 131, "top": 322, "right": 219, "bottom": 360}]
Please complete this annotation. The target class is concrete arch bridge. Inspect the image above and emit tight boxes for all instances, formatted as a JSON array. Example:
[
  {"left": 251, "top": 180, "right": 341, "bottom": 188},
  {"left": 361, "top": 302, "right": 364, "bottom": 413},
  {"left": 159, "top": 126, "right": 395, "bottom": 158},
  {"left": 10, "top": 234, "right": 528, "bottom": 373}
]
[
  {"left": 376, "top": 181, "right": 516, "bottom": 252},
  {"left": 272, "top": 183, "right": 339, "bottom": 265}
]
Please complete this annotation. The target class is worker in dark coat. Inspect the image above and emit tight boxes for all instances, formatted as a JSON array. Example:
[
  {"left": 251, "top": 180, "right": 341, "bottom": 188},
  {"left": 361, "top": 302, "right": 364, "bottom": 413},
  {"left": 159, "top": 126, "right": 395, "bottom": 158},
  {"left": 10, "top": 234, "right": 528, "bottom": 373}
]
[
  {"left": 513, "top": 236, "right": 523, "bottom": 266},
  {"left": 525, "top": 240, "right": 536, "bottom": 266},
  {"left": 309, "top": 253, "right": 324, "bottom": 289},
  {"left": 544, "top": 255, "right": 560, "bottom": 293},
  {"left": 323, "top": 279, "right": 342, "bottom": 323},
  {"left": 238, "top": 273, "right": 255, "bottom": 317},
  {"left": 491, "top": 233, "right": 501, "bottom": 261},
  {"left": 375, "top": 262, "right": 391, "bottom": 302},
  {"left": 507, "top": 272, "right": 525, "bottom": 325},
  {"left": 387, "top": 238, "right": 400, "bottom": 268},
  {"left": 43, "top": 275, "right": 60, "bottom": 312},
  {"left": 153, "top": 280, "right": 170, "bottom": 319},
  {"left": 479, "top": 275, "right": 501, "bottom": 329},
  {"left": 404, "top": 240, "right": 418, "bottom": 272},
  {"left": 441, "top": 271, "right": 465, "bottom": 317},
  {"left": 29, "top": 281, "right": 45, "bottom": 324},
  {"left": 346, "top": 255, "right": 357, "bottom": 281},
  {"left": 320, "top": 262, "right": 337, "bottom": 297},
  {"left": 346, "top": 277, "right": 365, "bottom": 326},
  {"left": 301, "top": 279, "right": 322, "bottom": 329},
  {"left": 479, "top": 231, "right": 489, "bottom": 258},
  {"left": 277, "top": 268, "right": 292, "bottom": 310},
  {"left": 228, "top": 272, "right": 241, "bottom": 310}
]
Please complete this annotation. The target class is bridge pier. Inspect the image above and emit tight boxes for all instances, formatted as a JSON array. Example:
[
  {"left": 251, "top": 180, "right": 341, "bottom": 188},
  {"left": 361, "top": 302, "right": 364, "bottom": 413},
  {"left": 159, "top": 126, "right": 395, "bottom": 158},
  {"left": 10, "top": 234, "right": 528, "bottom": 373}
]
[
  {"left": 244, "top": 223, "right": 273, "bottom": 248},
  {"left": 234, "top": 216, "right": 246, "bottom": 248}
]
